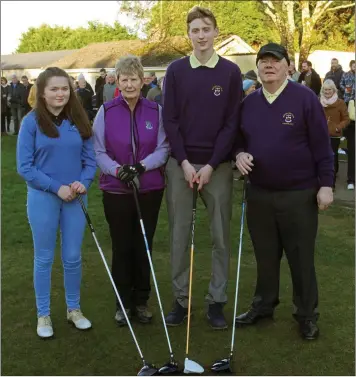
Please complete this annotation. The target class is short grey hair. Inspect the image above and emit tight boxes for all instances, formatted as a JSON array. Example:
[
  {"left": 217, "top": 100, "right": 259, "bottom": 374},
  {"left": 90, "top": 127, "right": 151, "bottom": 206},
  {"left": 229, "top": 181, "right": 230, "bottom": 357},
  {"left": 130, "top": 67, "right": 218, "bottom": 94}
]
[
  {"left": 321, "top": 79, "right": 337, "bottom": 94},
  {"left": 115, "top": 55, "right": 144, "bottom": 80},
  {"left": 106, "top": 71, "right": 116, "bottom": 78}
]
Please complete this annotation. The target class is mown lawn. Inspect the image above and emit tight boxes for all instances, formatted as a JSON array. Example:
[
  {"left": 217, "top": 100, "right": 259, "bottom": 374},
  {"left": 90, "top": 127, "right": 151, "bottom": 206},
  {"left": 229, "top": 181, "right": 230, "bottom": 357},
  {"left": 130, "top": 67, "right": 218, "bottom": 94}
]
[{"left": 1, "top": 136, "right": 354, "bottom": 376}]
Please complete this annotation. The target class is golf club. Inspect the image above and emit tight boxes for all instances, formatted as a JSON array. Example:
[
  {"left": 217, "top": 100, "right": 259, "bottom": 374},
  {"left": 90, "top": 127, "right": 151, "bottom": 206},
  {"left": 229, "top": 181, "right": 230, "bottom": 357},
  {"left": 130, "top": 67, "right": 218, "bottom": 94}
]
[
  {"left": 184, "top": 184, "right": 204, "bottom": 375},
  {"left": 211, "top": 176, "right": 248, "bottom": 373},
  {"left": 77, "top": 195, "right": 158, "bottom": 377},
  {"left": 130, "top": 181, "right": 179, "bottom": 375}
]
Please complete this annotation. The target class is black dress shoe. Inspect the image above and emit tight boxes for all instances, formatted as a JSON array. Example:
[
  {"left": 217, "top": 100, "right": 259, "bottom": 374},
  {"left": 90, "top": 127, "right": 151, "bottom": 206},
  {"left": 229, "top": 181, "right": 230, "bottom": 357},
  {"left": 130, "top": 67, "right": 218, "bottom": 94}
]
[
  {"left": 299, "top": 320, "right": 319, "bottom": 340},
  {"left": 235, "top": 308, "right": 273, "bottom": 327}
]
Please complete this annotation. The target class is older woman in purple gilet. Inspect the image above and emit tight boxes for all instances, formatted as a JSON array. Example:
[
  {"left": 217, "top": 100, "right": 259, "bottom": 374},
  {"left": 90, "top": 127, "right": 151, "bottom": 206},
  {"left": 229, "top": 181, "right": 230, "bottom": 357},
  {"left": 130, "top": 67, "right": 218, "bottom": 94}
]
[{"left": 93, "top": 55, "right": 170, "bottom": 326}]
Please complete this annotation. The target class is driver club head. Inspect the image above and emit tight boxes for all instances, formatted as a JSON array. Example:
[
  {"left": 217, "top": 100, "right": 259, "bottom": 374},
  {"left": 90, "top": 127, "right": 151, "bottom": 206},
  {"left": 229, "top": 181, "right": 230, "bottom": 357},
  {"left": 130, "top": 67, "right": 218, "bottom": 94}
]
[
  {"left": 183, "top": 358, "right": 204, "bottom": 375},
  {"left": 158, "top": 360, "right": 180, "bottom": 374},
  {"left": 211, "top": 357, "right": 233, "bottom": 373},
  {"left": 137, "top": 363, "right": 158, "bottom": 376}
]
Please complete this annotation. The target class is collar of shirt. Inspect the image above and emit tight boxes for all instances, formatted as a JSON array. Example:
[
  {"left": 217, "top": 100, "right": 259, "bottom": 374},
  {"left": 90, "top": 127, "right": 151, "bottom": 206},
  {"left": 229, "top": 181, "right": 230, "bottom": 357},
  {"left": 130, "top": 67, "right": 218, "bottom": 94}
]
[
  {"left": 262, "top": 79, "right": 289, "bottom": 104},
  {"left": 190, "top": 50, "right": 219, "bottom": 69},
  {"left": 49, "top": 110, "right": 67, "bottom": 126}
]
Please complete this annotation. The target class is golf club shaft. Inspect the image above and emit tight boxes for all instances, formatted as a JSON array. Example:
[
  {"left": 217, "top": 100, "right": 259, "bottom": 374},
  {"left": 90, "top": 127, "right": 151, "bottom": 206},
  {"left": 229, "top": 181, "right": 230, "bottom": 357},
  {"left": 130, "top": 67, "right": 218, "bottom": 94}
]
[
  {"left": 131, "top": 183, "right": 174, "bottom": 359},
  {"left": 77, "top": 195, "right": 146, "bottom": 363},
  {"left": 185, "top": 184, "right": 198, "bottom": 357},
  {"left": 230, "top": 176, "right": 247, "bottom": 357}
]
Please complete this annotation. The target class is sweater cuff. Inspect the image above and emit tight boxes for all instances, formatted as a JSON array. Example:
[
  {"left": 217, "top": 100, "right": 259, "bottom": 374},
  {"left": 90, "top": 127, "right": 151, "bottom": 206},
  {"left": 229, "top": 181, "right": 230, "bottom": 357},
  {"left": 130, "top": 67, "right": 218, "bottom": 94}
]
[
  {"left": 207, "top": 158, "right": 219, "bottom": 170},
  {"left": 49, "top": 180, "right": 62, "bottom": 195},
  {"left": 81, "top": 179, "right": 93, "bottom": 191},
  {"left": 234, "top": 149, "right": 245, "bottom": 160},
  {"left": 319, "top": 176, "right": 334, "bottom": 188}
]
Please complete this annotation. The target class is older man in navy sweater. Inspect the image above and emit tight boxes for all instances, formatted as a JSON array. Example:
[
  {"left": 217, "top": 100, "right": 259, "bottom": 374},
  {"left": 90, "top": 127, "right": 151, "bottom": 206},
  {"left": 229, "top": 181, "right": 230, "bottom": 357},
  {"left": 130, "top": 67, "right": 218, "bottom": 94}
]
[
  {"left": 234, "top": 43, "right": 334, "bottom": 340},
  {"left": 163, "top": 6, "right": 242, "bottom": 330}
]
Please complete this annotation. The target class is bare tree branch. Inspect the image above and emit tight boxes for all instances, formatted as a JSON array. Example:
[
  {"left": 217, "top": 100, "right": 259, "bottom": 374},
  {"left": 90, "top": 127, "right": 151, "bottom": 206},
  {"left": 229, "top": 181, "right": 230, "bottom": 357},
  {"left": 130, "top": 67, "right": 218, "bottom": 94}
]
[
  {"left": 283, "top": 1, "right": 295, "bottom": 31},
  {"left": 260, "top": 0, "right": 282, "bottom": 27},
  {"left": 261, "top": 0, "right": 276, "bottom": 10},
  {"left": 311, "top": 0, "right": 334, "bottom": 25},
  {"left": 327, "top": 3, "right": 354, "bottom": 11}
]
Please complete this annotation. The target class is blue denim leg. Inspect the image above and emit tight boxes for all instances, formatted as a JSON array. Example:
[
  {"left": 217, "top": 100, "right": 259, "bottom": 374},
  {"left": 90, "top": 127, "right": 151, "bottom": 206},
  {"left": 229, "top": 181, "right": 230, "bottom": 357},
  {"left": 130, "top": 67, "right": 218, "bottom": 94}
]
[
  {"left": 60, "top": 195, "right": 87, "bottom": 311},
  {"left": 27, "top": 188, "right": 61, "bottom": 317}
]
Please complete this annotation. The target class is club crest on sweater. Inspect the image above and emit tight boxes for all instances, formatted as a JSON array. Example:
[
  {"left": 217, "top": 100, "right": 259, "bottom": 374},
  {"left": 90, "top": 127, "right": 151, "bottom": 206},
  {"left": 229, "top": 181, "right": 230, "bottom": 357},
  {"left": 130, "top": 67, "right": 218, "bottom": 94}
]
[
  {"left": 212, "top": 85, "right": 223, "bottom": 96},
  {"left": 145, "top": 121, "right": 153, "bottom": 130},
  {"left": 282, "top": 112, "right": 295, "bottom": 126}
]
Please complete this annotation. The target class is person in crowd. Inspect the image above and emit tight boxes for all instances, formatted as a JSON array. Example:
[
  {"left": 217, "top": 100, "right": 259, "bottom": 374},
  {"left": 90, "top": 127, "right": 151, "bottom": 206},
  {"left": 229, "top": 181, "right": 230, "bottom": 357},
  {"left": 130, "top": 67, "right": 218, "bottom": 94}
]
[
  {"left": 244, "top": 70, "right": 262, "bottom": 89},
  {"left": 27, "top": 79, "right": 37, "bottom": 109},
  {"left": 234, "top": 43, "right": 333, "bottom": 341},
  {"left": 102, "top": 71, "right": 117, "bottom": 103},
  {"left": 95, "top": 68, "right": 107, "bottom": 108},
  {"left": 8, "top": 74, "right": 26, "bottom": 135},
  {"left": 320, "top": 79, "right": 350, "bottom": 190},
  {"left": 147, "top": 76, "right": 164, "bottom": 105},
  {"left": 16, "top": 67, "right": 97, "bottom": 338},
  {"left": 163, "top": 6, "right": 242, "bottom": 330},
  {"left": 287, "top": 60, "right": 300, "bottom": 81},
  {"left": 77, "top": 73, "right": 94, "bottom": 96},
  {"left": 1, "top": 77, "right": 10, "bottom": 135},
  {"left": 243, "top": 79, "right": 256, "bottom": 98},
  {"left": 93, "top": 55, "right": 169, "bottom": 326},
  {"left": 340, "top": 60, "right": 355, "bottom": 104},
  {"left": 298, "top": 61, "right": 322, "bottom": 96},
  {"left": 21, "top": 75, "right": 33, "bottom": 115},
  {"left": 340, "top": 60, "right": 356, "bottom": 189},
  {"left": 324, "top": 58, "right": 344, "bottom": 98},
  {"left": 70, "top": 76, "right": 78, "bottom": 90},
  {"left": 141, "top": 72, "right": 157, "bottom": 98},
  {"left": 76, "top": 77, "right": 95, "bottom": 121}
]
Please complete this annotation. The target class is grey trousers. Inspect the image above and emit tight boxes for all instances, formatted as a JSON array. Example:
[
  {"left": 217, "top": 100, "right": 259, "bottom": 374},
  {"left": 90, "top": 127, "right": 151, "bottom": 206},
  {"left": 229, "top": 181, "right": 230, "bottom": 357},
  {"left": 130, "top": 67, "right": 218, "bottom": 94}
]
[{"left": 165, "top": 157, "right": 233, "bottom": 307}]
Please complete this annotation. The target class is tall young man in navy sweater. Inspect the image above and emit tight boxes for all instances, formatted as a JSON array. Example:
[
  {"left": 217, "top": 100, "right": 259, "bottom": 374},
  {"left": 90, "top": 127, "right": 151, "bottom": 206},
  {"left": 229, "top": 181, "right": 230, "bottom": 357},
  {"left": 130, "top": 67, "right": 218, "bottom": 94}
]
[
  {"left": 163, "top": 6, "right": 242, "bottom": 330},
  {"left": 234, "top": 43, "right": 334, "bottom": 340}
]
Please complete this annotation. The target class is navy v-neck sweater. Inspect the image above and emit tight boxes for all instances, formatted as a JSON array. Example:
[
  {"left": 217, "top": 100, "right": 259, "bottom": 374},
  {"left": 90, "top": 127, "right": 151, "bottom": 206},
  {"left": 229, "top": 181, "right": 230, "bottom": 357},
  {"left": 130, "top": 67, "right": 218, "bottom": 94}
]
[
  {"left": 236, "top": 81, "right": 334, "bottom": 190},
  {"left": 163, "top": 56, "right": 242, "bottom": 168}
]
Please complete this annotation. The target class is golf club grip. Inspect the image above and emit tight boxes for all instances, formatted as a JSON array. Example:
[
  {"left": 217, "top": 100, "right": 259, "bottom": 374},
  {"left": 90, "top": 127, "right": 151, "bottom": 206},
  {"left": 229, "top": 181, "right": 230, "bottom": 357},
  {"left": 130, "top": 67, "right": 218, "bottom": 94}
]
[
  {"left": 193, "top": 183, "right": 198, "bottom": 209},
  {"left": 131, "top": 181, "right": 143, "bottom": 219},
  {"left": 242, "top": 175, "right": 248, "bottom": 203},
  {"left": 77, "top": 195, "right": 94, "bottom": 233}
]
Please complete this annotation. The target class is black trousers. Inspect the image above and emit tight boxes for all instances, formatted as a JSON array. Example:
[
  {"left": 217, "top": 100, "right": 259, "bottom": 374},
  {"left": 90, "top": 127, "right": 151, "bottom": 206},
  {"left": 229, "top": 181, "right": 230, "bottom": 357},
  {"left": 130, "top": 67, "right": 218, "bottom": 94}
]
[
  {"left": 346, "top": 121, "right": 355, "bottom": 184},
  {"left": 1, "top": 112, "right": 6, "bottom": 133},
  {"left": 103, "top": 189, "right": 164, "bottom": 310},
  {"left": 2, "top": 110, "right": 11, "bottom": 132},
  {"left": 330, "top": 137, "right": 340, "bottom": 187},
  {"left": 246, "top": 185, "right": 319, "bottom": 322}
]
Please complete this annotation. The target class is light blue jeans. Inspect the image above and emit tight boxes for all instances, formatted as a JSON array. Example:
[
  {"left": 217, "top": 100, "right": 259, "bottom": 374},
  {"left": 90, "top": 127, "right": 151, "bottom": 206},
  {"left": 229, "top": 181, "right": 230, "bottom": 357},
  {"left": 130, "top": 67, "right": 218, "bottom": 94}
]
[{"left": 27, "top": 187, "right": 87, "bottom": 317}]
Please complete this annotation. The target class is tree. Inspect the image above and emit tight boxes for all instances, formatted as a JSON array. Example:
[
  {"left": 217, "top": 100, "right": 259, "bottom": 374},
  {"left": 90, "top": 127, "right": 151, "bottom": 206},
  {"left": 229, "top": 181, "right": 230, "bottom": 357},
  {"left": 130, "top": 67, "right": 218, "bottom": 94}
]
[
  {"left": 16, "top": 21, "right": 136, "bottom": 53},
  {"left": 260, "top": 0, "right": 354, "bottom": 64},
  {"left": 117, "top": 0, "right": 354, "bottom": 64},
  {"left": 119, "top": 1, "right": 278, "bottom": 46}
]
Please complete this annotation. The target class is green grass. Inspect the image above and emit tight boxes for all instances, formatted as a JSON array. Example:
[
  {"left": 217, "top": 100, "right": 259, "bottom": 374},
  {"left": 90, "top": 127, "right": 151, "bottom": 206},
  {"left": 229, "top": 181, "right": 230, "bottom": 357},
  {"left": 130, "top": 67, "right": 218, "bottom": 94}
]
[{"left": 2, "top": 136, "right": 355, "bottom": 376}]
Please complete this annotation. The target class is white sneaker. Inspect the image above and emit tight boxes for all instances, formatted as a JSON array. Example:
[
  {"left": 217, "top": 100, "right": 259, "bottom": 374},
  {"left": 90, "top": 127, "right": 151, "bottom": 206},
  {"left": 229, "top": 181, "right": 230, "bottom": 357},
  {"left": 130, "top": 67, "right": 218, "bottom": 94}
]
[
  {"left": 37, "top": 316, "right": 54, "bottom": 338},
  {"left": 347, "top": 183, "right": 355, "bottom": 190},
  {"left": 67, "top": 309, "right": 92, "bottom": 330}
]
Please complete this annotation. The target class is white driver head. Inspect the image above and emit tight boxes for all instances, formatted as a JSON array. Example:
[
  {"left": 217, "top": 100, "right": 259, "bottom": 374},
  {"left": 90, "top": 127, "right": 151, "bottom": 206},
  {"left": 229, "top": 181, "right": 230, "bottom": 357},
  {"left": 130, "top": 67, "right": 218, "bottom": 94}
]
[{"left": 183, "top": 358, "right": 204, "bottom": 374}]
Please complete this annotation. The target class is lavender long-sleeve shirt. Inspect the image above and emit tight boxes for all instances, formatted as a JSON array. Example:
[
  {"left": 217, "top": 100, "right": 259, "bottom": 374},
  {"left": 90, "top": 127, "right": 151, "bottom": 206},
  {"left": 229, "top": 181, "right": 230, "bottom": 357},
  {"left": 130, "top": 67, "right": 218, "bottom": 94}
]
[{"left": 93, "top": 104, "right": 170, "bottom": 177}]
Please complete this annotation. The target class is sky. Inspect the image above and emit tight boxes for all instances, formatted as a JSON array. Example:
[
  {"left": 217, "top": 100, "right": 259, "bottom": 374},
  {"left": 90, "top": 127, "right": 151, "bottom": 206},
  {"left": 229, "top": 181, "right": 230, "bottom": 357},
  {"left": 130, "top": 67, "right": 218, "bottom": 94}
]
[{"left": 1, "top": 1, "right": 137, "bottom": 55}]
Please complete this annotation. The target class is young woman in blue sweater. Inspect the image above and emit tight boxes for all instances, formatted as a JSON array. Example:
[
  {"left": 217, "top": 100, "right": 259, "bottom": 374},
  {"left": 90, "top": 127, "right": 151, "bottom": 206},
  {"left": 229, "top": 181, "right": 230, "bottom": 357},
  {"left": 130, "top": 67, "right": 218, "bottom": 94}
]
[{"left": 16, "top": 67, "right": 97, "bottom": 338}]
